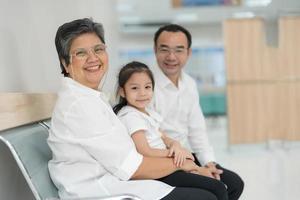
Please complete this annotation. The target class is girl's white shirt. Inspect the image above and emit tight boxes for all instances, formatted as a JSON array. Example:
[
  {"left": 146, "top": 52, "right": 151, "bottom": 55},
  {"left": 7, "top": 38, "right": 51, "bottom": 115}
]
[
  {"left": 48, "top": 77, "right": 173, "bottom": 200},
  {"left": 117, "top": 105, "right": 167, "bottom": 149}
]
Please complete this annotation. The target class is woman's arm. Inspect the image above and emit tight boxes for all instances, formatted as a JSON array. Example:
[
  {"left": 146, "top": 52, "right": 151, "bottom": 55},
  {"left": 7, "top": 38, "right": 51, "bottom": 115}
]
[
  {"left": 131, "top": 156, "right": 202, "bottom": 179},
  {"left": 131, "top": 130, "right": 169, "bottom": 158},
  {"left": 130, "top": 130, "right": 211, "bottom": 179}
]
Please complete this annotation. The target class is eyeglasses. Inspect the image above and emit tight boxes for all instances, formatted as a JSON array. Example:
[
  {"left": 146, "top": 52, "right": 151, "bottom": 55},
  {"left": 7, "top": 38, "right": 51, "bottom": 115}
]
[
  {"left": 157, "top": 46, "right": 188, "bottom": 56},
  {"left": 70, "top": 44, "right": 106, "bottom": 60}
]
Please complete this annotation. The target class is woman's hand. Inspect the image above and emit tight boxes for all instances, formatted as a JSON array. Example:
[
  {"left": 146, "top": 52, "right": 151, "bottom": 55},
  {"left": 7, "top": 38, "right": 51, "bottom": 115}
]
[{"left": 168, "top": 141, "right": 194, "bottom": 167}]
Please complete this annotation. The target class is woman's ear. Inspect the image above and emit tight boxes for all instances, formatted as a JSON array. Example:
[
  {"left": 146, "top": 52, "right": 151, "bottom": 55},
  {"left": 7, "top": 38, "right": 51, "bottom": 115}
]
[
  {"left": 62, "top": 59, "right": 69, "bottom": 74},
  {"left": 119, "top": 87, "right": 125, "bottom": 98}
]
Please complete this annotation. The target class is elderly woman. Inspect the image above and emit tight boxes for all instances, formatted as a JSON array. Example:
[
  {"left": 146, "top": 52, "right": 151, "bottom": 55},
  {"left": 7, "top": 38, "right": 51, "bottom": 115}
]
[{"left": 48, "top": 18, "right": 218, "bottom": 200}]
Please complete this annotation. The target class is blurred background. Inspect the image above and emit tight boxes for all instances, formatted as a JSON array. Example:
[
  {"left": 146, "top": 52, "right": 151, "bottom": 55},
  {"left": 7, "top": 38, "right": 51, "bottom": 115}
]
[{"left": 0, "top": 0, "right": 300, "bottom": 199}]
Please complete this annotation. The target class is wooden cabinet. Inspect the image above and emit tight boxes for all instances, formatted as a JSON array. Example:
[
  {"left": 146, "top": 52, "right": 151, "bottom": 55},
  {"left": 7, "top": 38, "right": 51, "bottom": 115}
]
[{"left": 224, "top": 17, "right": 300, "bottom": 144}]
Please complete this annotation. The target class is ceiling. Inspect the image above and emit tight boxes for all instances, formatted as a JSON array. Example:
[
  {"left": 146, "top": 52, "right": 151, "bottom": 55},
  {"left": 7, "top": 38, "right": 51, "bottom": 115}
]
[{"left": 116, "top": 0, "right": 300, "bottom": 33}]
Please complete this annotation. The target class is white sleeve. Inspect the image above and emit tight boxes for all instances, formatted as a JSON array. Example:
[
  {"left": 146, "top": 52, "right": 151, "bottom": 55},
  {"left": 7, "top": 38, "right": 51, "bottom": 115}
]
[
  {"left": 119, "top": 112, "right": 148, "bottom": 136},
  {"left": 64, "top": 97, "right": 143, "bottom": 181},
  {"left": 187, "top": 82, "right": 216, "bottom": 165}
]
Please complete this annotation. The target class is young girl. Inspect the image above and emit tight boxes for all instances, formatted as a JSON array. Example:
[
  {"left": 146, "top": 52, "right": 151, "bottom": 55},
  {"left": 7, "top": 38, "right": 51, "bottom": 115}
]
[{"left": 114, "top": 61, "right": 228, "bottom": 200}]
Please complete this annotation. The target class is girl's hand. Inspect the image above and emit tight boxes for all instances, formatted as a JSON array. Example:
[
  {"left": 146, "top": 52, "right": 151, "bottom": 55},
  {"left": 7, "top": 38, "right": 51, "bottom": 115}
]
[{"left": 168, "top": 141, "right": 194, "bottom": 167}]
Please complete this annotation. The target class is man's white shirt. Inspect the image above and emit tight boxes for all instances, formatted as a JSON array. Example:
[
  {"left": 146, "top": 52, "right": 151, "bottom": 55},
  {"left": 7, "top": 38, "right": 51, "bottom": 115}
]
[{"left": 150, "top": 65, "right": 216, "bottom": 165}]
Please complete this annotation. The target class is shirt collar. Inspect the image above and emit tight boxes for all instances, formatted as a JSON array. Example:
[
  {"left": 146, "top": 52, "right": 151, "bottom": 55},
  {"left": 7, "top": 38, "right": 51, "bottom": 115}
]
[
  {"left": 62, "top": 77, "right": 103, "bottom": 98},
  {"left": 153, "top": 65, "right": 185, "bottom": 90},
  {"left": 146, "top": 107, "right": 163, "bottom": 123},
  {"left": 118, "top": 105, "right": 162, "bottom": 124}
]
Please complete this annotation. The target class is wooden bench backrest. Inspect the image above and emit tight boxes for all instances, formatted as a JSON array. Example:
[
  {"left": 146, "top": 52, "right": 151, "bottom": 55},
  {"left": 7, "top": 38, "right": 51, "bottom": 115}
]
[{"left": 0, "top": 93, "right": 57, "bottom": 131}]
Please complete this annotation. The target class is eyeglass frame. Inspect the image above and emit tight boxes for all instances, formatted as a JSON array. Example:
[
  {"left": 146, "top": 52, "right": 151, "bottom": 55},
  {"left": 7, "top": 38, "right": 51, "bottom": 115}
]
[
  {"left": 156, "top": 45, "right": 189, "bottom": 56},
  {"left": 70, "top": 43, "right": 107, "bottom": 61}
]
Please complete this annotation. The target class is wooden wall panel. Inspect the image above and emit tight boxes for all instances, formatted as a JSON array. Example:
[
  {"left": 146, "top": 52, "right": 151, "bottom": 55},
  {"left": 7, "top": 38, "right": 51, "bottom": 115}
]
[
  {"left": 279, "top": 17, "right": 300, "bottom": 78},
  {"left": 275, "top": 83, "right": 290, "bottom": 140},
  {"left": 224, "top": 19, "right": 264, "bottom": 81},
  {"left": 227, "top": 84, "right": 275, "bottom": 144},
  {"left": 262, "top": 47, "right": 278, "bottom": 80},
  {"left": 224, "top": 16, "right": 300, "bottom": 144},
  {"left": 283, "top": 82, "right": 300, "bottom": 141},
  {"left": 0, "top": 93, "right": 57, "bottom": 131}
]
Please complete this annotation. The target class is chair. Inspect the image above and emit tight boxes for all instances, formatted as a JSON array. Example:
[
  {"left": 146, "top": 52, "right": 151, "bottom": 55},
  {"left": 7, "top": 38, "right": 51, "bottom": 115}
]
[
  {"left": 0, "top": 122, "right": 59, "bottom": 200},
  {"left": 0, "top": 122, "right": 141, "bottom": 200},
  {"left": 0, "top": 93, "right": 141, "bottom": 199}
]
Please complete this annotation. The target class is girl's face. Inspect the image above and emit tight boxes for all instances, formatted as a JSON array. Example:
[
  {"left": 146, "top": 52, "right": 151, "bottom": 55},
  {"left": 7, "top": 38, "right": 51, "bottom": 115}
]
[
  {"left": 65, "top": 33, "right": 109, "bottom": 90},
  {"left": 120, "top": 72, "right": 153, "bottom": 113}
]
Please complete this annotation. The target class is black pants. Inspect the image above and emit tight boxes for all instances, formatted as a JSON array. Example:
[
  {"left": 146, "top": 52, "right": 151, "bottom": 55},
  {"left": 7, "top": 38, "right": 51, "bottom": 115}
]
[
  {"left": 161, "top": 187, "right": 218, "bottom": 200},
  {"left": 158, "top": 170, "right": 228, "bottom": 200},
  {"left": 193, "top": 154, "right": 244, "bottom": 200}
]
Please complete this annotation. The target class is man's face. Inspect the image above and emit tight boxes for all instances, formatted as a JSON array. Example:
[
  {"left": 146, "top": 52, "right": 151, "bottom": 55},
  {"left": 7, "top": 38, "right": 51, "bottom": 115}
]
[{"left": 154, "top": 31, "right": 191, "bottom": 82}]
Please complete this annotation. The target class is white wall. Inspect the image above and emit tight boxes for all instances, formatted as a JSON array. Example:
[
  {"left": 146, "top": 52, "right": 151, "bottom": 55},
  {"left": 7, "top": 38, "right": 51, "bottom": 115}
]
[
  {"left": 0, "top": 0, "right": 281, "bottom": 94},
  {"left": 118, "top": 23, "right": 223, "bottom": 48},
  {"left": 0, "top": 0, "right": 226, "bottom": 97},
  {"left": 0, "top": 0, "right": 119, "bottom": 93}
]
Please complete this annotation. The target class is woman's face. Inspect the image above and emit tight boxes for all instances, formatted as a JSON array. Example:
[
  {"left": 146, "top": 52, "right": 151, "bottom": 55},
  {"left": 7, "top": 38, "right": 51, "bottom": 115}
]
[{"left": 65, "top": 32, "right": 109, "bottom": 89}]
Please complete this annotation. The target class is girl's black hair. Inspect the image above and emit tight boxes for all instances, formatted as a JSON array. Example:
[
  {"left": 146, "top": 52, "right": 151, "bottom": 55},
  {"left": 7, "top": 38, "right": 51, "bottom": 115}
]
[{"left": 113, "top": 61, "right": 155, "bottom": 114}]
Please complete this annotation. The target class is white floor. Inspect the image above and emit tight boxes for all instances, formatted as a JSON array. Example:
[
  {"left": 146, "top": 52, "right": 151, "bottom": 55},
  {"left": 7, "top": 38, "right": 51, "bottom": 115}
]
[{"left": 205, "top": 116, "right": 300, "bottom": 200}]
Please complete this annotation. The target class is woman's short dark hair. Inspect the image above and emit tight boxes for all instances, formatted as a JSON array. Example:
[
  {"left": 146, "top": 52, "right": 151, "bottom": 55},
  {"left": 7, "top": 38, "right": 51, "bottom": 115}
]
[
  {"left": 153, "top": 24, "right": 192, "bottom": 49},
  {"left": 55, "top": 18, "right": 105, "bottom": 77},
  {"left": 113, "top": 61, "right": 155, "bottom": 114}
]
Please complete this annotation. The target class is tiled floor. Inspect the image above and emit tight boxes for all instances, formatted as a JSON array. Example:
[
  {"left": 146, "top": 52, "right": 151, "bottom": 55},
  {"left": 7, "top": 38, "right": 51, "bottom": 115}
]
[{"left": 205, "top": 116, "right": 300, "bottom": 200}]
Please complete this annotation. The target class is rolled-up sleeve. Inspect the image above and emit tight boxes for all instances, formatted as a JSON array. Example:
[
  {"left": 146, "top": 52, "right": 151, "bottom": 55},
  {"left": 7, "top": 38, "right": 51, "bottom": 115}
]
[
  {"left": 64, "top": 96, "right": 143, "bottom": 180},
  {"left": 114, "top": 148, "right": 143, "bottom": 180}
]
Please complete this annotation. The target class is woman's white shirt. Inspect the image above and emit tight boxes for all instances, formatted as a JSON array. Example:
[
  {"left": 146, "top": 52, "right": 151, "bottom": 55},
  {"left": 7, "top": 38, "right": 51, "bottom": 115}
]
[
  {"left": 117, "top": 105, "right": 166, "bottom": 149},
  {"left": 48, "top": 77, "right": 173, "bottom": 200}
]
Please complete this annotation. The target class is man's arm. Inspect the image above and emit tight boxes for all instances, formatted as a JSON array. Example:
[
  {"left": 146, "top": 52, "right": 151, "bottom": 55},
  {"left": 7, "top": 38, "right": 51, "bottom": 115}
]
[{"left": 187, "top": 80, "right": 216, "bottom": 165}]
